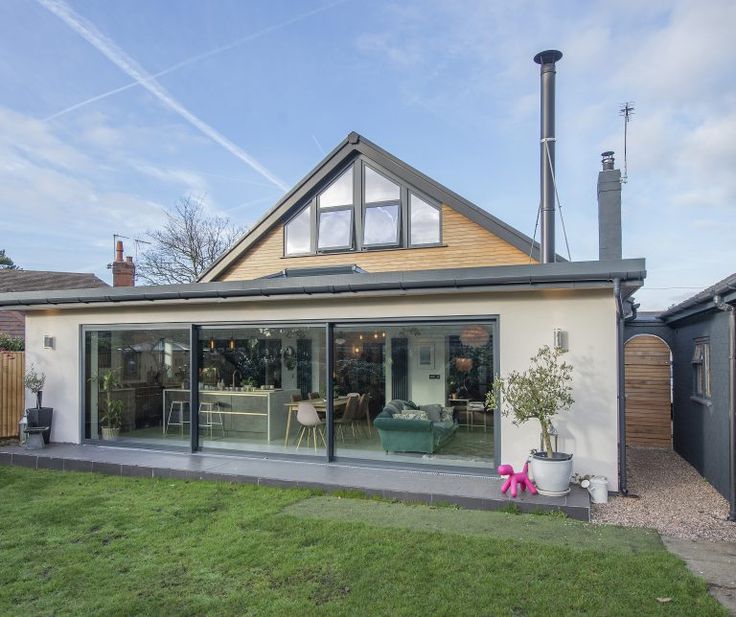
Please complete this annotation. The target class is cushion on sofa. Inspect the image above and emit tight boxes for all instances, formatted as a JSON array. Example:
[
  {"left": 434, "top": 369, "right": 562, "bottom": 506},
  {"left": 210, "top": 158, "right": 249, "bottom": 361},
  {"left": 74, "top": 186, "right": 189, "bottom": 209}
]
[
  {"left": 394, "top": 410, "right": 429, "bottom": 421},
  {"left": 419, "top": 404, "right": 443, "bottom": 423}
]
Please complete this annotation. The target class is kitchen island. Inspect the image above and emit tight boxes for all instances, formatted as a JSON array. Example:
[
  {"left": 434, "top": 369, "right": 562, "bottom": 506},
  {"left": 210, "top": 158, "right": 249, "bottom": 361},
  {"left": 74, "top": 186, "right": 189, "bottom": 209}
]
[{"left": 163, "top": 388, "right": 299, "bottom": 442}]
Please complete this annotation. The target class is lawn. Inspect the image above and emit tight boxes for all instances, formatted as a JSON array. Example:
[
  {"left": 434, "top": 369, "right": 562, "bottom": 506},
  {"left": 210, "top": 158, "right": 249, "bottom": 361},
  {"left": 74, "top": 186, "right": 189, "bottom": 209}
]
[{"left": 0, "top": 466, "right": 725, "bottom": 617}]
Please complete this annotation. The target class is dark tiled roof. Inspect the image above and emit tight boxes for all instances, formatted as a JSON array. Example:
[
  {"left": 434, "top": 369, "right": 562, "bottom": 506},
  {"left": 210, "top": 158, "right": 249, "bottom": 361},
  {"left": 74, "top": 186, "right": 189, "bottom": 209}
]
[
  {"left": 0, "top": 310, "right": 23, "bottom": 338},
  {"left": 660, "top": 272, "right": 736, "bottom": 319},
  {"left": 0, "top": 270, "right": 108, "bottom": 293}
]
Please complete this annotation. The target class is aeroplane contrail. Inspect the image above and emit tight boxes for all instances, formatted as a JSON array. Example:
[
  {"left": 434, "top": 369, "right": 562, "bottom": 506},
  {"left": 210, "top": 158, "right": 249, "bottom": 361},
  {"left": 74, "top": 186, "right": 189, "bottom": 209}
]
[
  {"left": 38, "top": 0, "right": 289, "bottom": 191},
  {"left": 44, "top": 0, "right": 348, "bottom": 123}
]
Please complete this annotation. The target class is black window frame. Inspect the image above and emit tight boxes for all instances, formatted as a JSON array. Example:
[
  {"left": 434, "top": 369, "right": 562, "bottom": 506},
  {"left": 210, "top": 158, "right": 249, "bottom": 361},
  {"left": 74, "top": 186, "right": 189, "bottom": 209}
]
[
  {"left": 317, "top": 205, "right": 355, "bottom": 252},
  {"left": 691, "top": 337, "right": 712, "bottom": 400},
  {"left": 281, "top": 156, "right": 443, "bottom": 258},
  {"left": 283, "top": 201, "right": 314, "bottom": 257},
  {"left": 408, "top": 191, "right": 442, "bottom": 247}
]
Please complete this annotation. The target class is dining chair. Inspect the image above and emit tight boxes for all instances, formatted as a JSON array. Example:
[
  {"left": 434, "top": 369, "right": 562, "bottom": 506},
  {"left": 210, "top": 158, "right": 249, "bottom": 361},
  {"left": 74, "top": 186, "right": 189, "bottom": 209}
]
[
  {"left": 290, "top": 393, "right": 302, "bottom": 403},
  {"left": 296, "top": 401, "right": 325, "bottom": 451},
  {"left": 358, "top": 393, "right": 372, "bottom": 436},
  {"left": 334, "top": 393, "right": 361, "bottom": 441},
  {"left": 309, "top": 392, "right": 321, "bottom": 400}
]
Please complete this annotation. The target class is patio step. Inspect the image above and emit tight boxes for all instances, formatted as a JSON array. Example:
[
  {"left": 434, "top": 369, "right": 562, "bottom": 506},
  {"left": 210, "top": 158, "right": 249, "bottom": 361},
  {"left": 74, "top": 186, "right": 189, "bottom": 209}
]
[{"left": 0, "top": 444, "right": 590, "bottom": 521}]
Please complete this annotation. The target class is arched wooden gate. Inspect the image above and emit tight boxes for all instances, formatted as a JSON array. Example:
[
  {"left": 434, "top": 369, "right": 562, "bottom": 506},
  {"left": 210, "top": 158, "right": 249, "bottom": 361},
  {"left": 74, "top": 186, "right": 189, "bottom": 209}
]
[{"left": 624, "top": 335, "right": 672, "bottom": 448}]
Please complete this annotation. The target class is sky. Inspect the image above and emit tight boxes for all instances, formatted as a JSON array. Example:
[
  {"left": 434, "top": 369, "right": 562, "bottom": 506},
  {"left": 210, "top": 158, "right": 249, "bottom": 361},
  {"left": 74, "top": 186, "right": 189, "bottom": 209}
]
[{"left": 0, "top": 0, "right": 734, "bottom": 310}]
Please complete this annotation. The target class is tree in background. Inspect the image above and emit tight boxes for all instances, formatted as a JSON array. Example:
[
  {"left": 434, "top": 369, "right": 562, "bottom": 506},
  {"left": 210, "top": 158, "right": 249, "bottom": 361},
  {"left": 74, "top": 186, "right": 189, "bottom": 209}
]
[
  {"left": 136, "top": 197, "right": 242, "bottom": 285},
  {"left": 0, "top": 249, "right": 18, "bottom": 270}
]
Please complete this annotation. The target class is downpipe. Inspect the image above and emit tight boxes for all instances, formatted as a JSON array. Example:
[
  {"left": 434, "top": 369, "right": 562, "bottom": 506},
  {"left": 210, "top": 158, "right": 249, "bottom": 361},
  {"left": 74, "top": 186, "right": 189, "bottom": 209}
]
[{"left": 614, "top": 278, "right": 628, "bottom": 495}]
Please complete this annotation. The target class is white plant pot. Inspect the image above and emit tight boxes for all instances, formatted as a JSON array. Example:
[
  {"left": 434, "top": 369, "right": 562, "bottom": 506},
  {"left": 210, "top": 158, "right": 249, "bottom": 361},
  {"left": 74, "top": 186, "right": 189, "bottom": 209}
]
[
  {"left": 101, "top": 427, "right": 120, "bottom": 441},
  {"left": 530, "top": 452, "right": 573, "bottom": 496}
]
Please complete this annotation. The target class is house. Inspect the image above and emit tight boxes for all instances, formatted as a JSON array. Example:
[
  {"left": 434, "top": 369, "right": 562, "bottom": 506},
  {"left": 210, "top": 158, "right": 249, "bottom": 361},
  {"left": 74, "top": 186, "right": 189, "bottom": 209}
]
[
  {"left": 0, "top": 270, "right": 108, "bottom": 342},
  {"left": 0, "top": 52, "right": 646, "bottom": 492},
  {"left": 625, "top": 275, "right": 735, "bottom": 520}
]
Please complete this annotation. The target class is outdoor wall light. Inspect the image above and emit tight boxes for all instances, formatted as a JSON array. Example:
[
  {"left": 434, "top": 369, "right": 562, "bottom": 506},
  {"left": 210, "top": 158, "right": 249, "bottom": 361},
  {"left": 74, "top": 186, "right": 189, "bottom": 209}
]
[
  {"left": 553, "top": 328, "right": 569, "bottom": 352},
  {"left": 43, "top": 335, "right": 55, "bottom": 350}
]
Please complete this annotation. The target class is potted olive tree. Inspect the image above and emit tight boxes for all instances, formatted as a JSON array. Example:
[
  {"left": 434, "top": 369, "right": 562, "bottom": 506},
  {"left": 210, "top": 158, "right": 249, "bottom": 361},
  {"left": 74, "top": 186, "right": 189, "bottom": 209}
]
[
  {"left": 24, "top": 364, "right": 53, "bottom": 445},
  {"left": 92, "top": 369, "right": 124, "bottom": 440},
  {"left": 488, "top": 345, "right": 574, "bottom": 496}
]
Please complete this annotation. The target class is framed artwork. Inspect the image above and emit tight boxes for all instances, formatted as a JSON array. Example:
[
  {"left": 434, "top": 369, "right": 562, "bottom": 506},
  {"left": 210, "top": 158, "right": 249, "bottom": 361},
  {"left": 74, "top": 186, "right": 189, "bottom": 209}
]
[{"left": 418, "top": 343, "right": 435, "bottom": 369}]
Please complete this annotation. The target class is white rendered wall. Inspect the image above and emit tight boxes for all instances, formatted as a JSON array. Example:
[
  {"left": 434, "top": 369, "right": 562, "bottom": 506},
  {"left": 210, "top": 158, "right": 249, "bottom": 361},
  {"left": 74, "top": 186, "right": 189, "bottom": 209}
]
[{"left": 23, "top": 288, "right": 619, "bottom": 488}]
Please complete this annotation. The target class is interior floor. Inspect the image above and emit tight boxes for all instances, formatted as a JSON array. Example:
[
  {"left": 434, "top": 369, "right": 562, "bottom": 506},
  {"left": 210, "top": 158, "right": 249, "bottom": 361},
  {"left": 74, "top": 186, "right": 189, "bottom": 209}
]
[{"left": 114, "top": 422, "right": 494, "bottom": 468}]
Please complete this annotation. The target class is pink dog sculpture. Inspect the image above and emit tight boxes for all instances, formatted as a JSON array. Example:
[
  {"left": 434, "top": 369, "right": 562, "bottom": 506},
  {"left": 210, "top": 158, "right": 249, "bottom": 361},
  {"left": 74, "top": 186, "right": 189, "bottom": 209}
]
[{"left": 497, "top": 461, "right": 538, "bottom": 498}]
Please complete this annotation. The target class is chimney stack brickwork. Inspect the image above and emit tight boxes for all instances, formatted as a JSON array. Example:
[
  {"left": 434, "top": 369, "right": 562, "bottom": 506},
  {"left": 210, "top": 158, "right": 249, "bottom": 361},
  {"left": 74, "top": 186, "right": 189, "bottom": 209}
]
[
  {"left": 597, "top": 152, "right": 623, "bottom": 261},
  {"left": 112, "top": 240, "right": 136, "bottom": 287}
]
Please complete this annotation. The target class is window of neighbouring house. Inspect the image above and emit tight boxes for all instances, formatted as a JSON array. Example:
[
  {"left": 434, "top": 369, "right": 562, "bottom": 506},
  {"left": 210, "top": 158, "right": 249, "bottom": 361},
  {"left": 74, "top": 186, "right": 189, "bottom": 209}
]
[
  {"left": 410, "top": 193, "right": 441, "bottom": 245},
  {"left": 692, "top": 339, "right": 711, "bottom": 399},
  {"left": 284, "top": 204, "right": 312, "bottom": 255}
]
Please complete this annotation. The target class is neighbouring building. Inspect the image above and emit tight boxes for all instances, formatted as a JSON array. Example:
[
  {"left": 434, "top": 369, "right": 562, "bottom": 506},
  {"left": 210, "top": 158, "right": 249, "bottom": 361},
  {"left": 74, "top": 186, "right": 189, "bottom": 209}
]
[{"left": 0, "top": 269, "right": 108, "bottom": 342}]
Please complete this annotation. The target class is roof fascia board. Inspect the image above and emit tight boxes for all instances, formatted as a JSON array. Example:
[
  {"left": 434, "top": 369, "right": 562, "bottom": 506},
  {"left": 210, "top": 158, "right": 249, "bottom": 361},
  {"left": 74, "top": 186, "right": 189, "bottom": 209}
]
[
  {"left": 0, "top": 259, "right": 645, "bottom": 309},
  {"left": 662, "top": 288, "right": 736, "bottom": 324}
]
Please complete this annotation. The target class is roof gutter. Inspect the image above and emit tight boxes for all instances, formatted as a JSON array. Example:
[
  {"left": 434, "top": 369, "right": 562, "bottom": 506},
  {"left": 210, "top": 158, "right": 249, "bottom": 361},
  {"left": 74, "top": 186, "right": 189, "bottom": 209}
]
[{"left": 0, "top": 260, "right": 646, "bottom": 310}]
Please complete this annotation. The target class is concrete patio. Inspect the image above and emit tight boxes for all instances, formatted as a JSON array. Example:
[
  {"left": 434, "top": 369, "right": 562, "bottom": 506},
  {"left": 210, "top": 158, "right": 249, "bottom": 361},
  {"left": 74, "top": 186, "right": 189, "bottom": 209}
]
[{"left": 0, "top": 443, "right": 590, "bottom": 520}]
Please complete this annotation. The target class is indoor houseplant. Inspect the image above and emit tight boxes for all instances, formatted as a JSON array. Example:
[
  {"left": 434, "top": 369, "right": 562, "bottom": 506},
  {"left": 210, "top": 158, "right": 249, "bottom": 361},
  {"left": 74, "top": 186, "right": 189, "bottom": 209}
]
[
  {"left": 95, "top": 368, "right": 124, "bottom": 440},
  {"left": 24, "top": 364, "right": 53, "bottom": 444},
  {"left": 488, "top": 345, "right": 574, "bottom": 496}
]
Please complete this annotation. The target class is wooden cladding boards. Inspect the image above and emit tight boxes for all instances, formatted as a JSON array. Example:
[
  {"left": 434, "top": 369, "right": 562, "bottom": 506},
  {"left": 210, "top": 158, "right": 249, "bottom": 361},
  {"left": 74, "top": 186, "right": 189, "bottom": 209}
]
[
  {"left": 219, "top": 205, "right": 534, "bottom": 281},
  {"left": 0, "top": 351, "right": 24, "bottom": 438},
  {"left": 624, "top": 336, "right": 672, "bottom": 448}
]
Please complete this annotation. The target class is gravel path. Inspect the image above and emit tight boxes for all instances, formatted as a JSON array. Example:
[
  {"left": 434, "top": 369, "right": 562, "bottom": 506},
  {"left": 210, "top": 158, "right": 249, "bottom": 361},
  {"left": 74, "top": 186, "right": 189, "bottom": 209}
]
[{"left": 592, "top": 447, "right": 736, "bottom": 542}]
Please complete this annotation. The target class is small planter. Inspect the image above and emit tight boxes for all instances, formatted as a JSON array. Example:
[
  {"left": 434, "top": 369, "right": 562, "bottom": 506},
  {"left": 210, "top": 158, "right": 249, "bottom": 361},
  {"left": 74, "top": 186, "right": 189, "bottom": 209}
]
[
  {"left": 101, "top": 427, "right": 120, "bottom": 440},
  {"left": 530, "top": 451, "right": 573, "bottom": 496},
  {"left": 26, "top": 407, "right": 53, "bottom": 444}
]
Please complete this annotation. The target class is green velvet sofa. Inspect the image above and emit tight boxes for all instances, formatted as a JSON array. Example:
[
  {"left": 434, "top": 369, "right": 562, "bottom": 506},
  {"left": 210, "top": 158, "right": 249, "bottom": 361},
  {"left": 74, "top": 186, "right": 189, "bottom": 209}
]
[{"left": 373, "top": 400, "right": 457, "bottom": 454}]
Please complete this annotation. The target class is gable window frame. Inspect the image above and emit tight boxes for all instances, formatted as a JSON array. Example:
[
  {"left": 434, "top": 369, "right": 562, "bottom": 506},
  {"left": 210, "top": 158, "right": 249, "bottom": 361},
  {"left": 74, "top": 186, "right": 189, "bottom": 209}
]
[
  {"left": 361, "top": 162, "right": 402, "bottom": 249},
  {"left": 283, "top": 200, "right": 315, "bottom": 257},
  {"left": 281, "top": 156, "right": 444, "bottom": 258},
  {"left": 691, "top": 337, "right": 711, "bottom": 401},
  {"left": 317, "top": 205, "right": 355, "bottom": 252},
  {"left": 408, "top": 190, "right": 442, "bottom": 247}
]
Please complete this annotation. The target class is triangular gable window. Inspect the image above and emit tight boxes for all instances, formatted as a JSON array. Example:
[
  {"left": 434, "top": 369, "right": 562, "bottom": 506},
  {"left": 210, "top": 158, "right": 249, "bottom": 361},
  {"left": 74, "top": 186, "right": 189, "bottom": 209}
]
[{"left": 283, "top": 158, "right": 442, "bottom": 256}]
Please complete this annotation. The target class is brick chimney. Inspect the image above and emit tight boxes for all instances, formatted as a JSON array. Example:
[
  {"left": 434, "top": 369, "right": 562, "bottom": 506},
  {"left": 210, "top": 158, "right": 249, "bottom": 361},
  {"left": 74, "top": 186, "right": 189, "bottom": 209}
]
[{"left": 112, "top": 240, "right": 135, "bottom": 287}]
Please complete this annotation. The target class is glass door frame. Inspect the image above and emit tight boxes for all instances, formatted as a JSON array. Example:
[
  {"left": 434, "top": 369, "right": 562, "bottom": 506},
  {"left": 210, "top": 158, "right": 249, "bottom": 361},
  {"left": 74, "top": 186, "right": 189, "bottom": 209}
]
[{"left": 81, "top": 316, "right": 500, "bottom": 473}]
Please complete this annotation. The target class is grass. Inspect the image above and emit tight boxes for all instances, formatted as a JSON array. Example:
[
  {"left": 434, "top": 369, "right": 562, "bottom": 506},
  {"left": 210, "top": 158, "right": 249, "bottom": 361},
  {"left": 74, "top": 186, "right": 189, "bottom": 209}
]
[{"left": 0, "top": 466, "right": 725, "bottom": 617}]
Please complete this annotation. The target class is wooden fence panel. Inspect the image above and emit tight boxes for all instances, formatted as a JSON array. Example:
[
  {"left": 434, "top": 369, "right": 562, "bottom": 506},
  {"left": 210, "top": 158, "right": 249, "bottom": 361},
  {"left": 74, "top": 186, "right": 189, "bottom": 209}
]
[{"left": 0, "top": 351, "right": 24, "bottom": 438}]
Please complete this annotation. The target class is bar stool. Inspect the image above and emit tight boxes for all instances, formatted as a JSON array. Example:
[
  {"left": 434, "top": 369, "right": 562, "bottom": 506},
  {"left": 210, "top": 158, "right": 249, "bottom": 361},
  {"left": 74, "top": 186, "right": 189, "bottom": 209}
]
[
  {"left": 199, "top": 402, "right": 225, "bottom": 438},
  {"left": 165, "top": 400, "right": 190, "bottom": 436}
]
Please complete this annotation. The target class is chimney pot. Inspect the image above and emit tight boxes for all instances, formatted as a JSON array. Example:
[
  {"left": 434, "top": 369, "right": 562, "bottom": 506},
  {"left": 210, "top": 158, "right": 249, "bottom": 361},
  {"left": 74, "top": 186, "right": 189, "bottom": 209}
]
[
  {"left": 601, "top": 151, "right": 615, "bottom": 171},
  {"left": 112, "top": 240, "right": 136, "bottom": 287}
]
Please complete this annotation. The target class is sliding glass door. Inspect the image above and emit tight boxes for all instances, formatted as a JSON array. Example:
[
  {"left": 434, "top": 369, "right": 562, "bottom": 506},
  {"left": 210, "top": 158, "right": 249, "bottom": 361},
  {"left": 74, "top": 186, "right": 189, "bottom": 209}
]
[
  {"left": 196, "top": 326, "right": 326, "bottom": 455},
  {"left": 83, "top": 327, "right": 190, "bottom": 447},
  {"left": 332, "top": 321, "right": 496, "bottom": 468},
  {"left": 82, "top": 319, "right": 497, "bottom": 470}
]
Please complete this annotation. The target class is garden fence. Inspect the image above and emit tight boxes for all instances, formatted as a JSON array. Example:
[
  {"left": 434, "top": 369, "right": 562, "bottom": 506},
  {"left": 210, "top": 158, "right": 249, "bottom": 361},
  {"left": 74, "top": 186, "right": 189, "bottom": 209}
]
[{"left": 0, "top": 351, "right": 24, "bottom": 438}]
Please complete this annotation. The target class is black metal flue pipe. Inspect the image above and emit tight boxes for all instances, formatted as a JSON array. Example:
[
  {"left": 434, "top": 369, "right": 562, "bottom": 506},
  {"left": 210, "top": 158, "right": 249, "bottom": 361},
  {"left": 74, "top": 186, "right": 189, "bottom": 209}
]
[{"left": 534, "top": 49, "right": 562, "bottom": 264}]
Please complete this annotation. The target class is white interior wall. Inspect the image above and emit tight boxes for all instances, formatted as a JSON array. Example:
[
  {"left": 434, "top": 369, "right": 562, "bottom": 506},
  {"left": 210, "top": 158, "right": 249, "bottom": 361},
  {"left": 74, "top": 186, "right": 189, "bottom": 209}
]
[
  {"left": 407, "top": 333, "right": 446, "bottom": 406},
  {"left": 23, "top": 288, "right": 619, "bottom": 488}
]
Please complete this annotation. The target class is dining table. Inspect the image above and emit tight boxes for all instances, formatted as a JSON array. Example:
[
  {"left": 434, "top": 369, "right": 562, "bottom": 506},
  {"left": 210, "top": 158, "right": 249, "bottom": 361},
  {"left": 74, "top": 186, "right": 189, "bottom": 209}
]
[{"left": 283, "top": 396, "right": 351, "bottom": 447}]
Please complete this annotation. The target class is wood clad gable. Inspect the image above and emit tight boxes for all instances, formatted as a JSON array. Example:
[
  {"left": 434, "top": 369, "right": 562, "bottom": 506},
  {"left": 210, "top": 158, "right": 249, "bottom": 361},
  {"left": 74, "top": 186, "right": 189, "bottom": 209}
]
[{"left": 201, "top": 132, "right": 546, "bottom": 283}]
